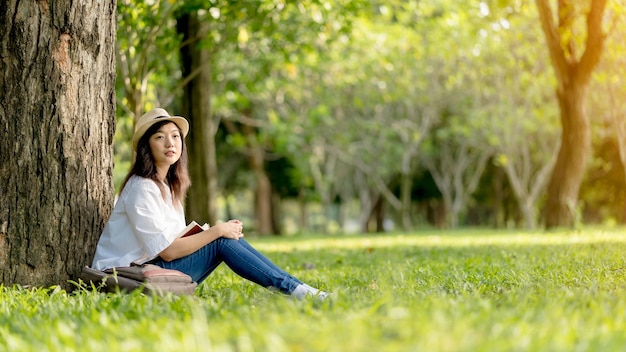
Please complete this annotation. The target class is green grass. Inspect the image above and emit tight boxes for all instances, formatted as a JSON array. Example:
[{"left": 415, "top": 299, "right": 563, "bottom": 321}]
[{"left": 3, "top": 228, "right": 626, "bottom": 351}]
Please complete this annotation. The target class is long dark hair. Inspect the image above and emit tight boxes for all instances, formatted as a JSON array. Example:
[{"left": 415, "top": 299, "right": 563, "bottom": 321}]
[{"left": 121, "top": 120, "right": 191, "bottom": 207}]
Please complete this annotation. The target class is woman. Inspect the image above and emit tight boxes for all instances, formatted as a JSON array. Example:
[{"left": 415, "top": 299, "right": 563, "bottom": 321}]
[{"left": 92, "top": 108, "right": 329, "bottom": 300}]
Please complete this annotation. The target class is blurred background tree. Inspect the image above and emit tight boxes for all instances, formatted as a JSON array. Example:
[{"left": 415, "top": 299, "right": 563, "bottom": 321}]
[{"left": 113, "top": 0, "right": 626, "bottom": 234}]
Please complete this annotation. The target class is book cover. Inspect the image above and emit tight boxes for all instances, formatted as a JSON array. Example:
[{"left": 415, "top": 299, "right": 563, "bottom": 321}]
[{"left": 177, "top": 221, "right": 209, "bottom": 238}]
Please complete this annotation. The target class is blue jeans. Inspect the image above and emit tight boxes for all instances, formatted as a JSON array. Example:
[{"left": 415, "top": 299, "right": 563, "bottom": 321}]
[{"left": 152, "top": 238, "right": 302, "bottom": 294}]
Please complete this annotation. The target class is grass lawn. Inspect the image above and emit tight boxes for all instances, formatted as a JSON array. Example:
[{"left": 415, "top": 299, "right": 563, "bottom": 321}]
[{"left": 2, "top": 228, "right": 626, "bottom": 351}]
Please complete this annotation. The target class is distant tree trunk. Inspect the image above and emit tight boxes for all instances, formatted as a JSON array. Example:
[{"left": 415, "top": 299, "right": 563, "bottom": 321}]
[
  {"left": 245, "top": 124, "right": 275, "bottom": 235},
  {"left": 178, "top": 12, "right": 218, "bottom": 225},
  {"left": 423, "top": 142, "right": 490, "bottom": 229},
  {"left": 0, "top": 1, "right": 116, "bottom": 287},
  {"left": 536, "top": 0, "right": 607, "bottom": 228},
  {"left": 298, "top": 188, "right": 309, "bottom": 231},
  {"left": 400, "top": 173, "right": 413, "bottom": 231},
  {"left": 221, "top": 113, "right": 276, "bottom": 235},
  {"left": 253, "top": 159, "right": 274, "bottom": 235},
  {"left": 271, "top": 192, "right": 282, "bottom": 236},
  {"left": 544, "top": 84, "right": 589, "bottom": 227},
  {"left": 492, "top": 167, "right": 505, "bottom": 228},
  {"left": 609, "top": 93, "right": 626, "bottom": 223},
  {"left": 362, "top": 192, "right": 385, "bottom": 233},
  {"left": 372, "top": 196, "right": 385, "bottom": 233}
]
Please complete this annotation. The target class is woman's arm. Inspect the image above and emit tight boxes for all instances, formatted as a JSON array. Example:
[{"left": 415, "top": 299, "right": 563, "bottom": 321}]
[{"left": 158, "top": 220, "right": 244, "bottom": 261}]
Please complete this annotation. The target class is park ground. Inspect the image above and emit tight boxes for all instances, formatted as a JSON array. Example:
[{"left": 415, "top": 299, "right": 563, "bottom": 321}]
[{"left": 2, "top": 227, "right": 626, "bottom": 351}]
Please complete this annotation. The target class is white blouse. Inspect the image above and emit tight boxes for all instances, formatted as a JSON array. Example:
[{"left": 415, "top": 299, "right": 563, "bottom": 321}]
[{"left": 91, "top": 175, "right": 186, "bottom": 270}]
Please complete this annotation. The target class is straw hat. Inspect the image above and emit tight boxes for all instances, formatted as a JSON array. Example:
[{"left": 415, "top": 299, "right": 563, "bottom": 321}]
[{"left": 132, "top": 108, "right": 189, "bottom": 150}]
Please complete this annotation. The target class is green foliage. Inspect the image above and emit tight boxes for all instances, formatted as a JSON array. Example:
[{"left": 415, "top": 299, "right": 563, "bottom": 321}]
[
  {"left": 4, "top": 229, "right": 626, "bottom": 351},
  {"left": 114, "top": 0, "right": 185, "bottom": 190},
  {"left": 111, "top": 0, "right": 626, "bottom": 227}
]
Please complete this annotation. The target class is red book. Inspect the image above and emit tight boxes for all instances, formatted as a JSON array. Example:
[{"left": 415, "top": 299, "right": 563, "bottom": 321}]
[{"left": 177, "top": 221, "right": 209, "bottom": 238}]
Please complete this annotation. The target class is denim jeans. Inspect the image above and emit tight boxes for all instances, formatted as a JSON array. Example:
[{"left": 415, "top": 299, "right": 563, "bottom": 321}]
[{"left": 152, "top": 238, "right": 302, "bottom": 294}]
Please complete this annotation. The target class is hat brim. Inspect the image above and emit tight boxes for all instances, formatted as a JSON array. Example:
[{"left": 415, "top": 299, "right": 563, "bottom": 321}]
[{"left": 132, "top": 116, "right": 189, "bottom": 150}]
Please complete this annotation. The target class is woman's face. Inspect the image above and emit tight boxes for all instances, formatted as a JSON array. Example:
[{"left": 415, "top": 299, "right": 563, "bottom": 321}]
[{"left": 149, "top": 122, "right": 183, "bottom": 170}]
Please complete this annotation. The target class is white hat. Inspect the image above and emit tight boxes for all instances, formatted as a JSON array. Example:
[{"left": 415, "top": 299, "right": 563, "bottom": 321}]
[{"left": 132, "top": 108, "right": 189, "bottom": 150}]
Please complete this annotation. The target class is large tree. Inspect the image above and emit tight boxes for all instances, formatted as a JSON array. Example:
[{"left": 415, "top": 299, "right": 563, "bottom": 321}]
[
  {"left": 0, "top": 1, "right": 116, "bottom": 287},
  {"left": 536, "top": 0, "right": 607, "bottom": 228},
  {"left": 177, "top": 10, "right": 219, "bottom": 226}
]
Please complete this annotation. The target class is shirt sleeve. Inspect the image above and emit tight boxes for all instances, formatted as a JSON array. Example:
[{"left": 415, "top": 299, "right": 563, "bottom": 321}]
[{"left": 121, "top": 179, "right": 180, "bottom": 257}]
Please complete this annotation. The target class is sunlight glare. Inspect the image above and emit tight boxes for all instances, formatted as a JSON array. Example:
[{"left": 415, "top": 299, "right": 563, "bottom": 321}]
[
  {"left": 479, "top": 2, "right": 490, "bottom": 17},
  {"left": 255, "top": 231, "right": 626, "bottom": 253}
]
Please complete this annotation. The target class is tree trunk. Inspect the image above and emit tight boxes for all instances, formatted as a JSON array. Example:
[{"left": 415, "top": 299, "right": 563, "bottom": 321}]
[
  {"left": 545, "top": 84, "right": 589, "bottom": 228},
  {"left": 0, "top": 1, "right": 116, "bottom": 287},
  {"left": 492, "top": 167, "right": 504, "bottom": 228},
  {"left": 249, "top": 140, "right": 274, "bottom": 235},
  {"left": 271, "top": 192, "right": 282, "bottom": 236},
  {"left": 178, "top": 12, "right": 218, "bottom": 225},
  {"left": 519, "top": 199, "right": 537, "bottom": 230},
  {"left": 363, "top": 193, "right": 385, "bottom": 233},
  {"left": 400, "top": 173, "right": 413, "bottom": 231},
  {"left": 373, "top": 196, "right": 385, "bottom": 233},
  {"left": 298, "top": 188, "right": 309, "bottom": 232},
  {"left": 536, "top": 0, "right": 607, "bottom": 228},
  {"left": 221, "top": 111, "right": 275, "bottom": 235}
]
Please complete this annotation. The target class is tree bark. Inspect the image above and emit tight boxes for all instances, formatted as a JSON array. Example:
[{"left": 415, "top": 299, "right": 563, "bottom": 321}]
[
  {"left": 298, "top": 188, "right": 309, "bottom": 231},
  {"left": 271, "top": 191, "right": 282, "bottom": 236},
  {"left": 371, "top": 195, "right": 385, "bottom": 233},
  {"left": 544, "top": 84, "right": 589, "bottom": 227},
  {"left": 178, "top": 12, "right": 218, "bottom": 225},
  {"left": 400, "top": 173, "right": 413, "bottom": 231},
  {"left": 423, "top": 142, "right": 490, "bottom": 229},
  {"left": 245, "top": 125, "right": 275, "bottom": 235},
  {"left": 221, "top": 113, "right": 276, "bottom": 235},
  {"left": 536, "top": 0, "right": 607, "bottom": 228},
  {"left": 0, "top": 1, "right": 116, "bottom": 287}
]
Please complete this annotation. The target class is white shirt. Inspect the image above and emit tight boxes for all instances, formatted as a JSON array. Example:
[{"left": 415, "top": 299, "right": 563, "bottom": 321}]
[{"left": 91, "top": 175, "right": 186, "bottom": 270}]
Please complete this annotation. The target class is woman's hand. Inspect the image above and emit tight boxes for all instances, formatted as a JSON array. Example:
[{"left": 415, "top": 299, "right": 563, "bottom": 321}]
[
  {"left": 160, "top": 219, "right": 244, "bottom": 261},
  {"left": 218, "top": 219, "right": 244, "bottom": 240}
]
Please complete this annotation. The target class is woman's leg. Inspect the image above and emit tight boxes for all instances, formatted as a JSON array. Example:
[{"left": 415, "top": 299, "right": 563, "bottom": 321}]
[
  {"left": 217, "top": 238, "right": 302, "bottom": 294},
  {"left": 235, "top": 240, "right": 329, "bottom": 299},
  {"left": 153, "top": 242, "right": 222, "bottom": 284},
  {"left": 155, "top": 238, "right": 302, "bottom": 294},
  {"left": 236, "top": 239, "right": 303, "bottom": 284}
]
